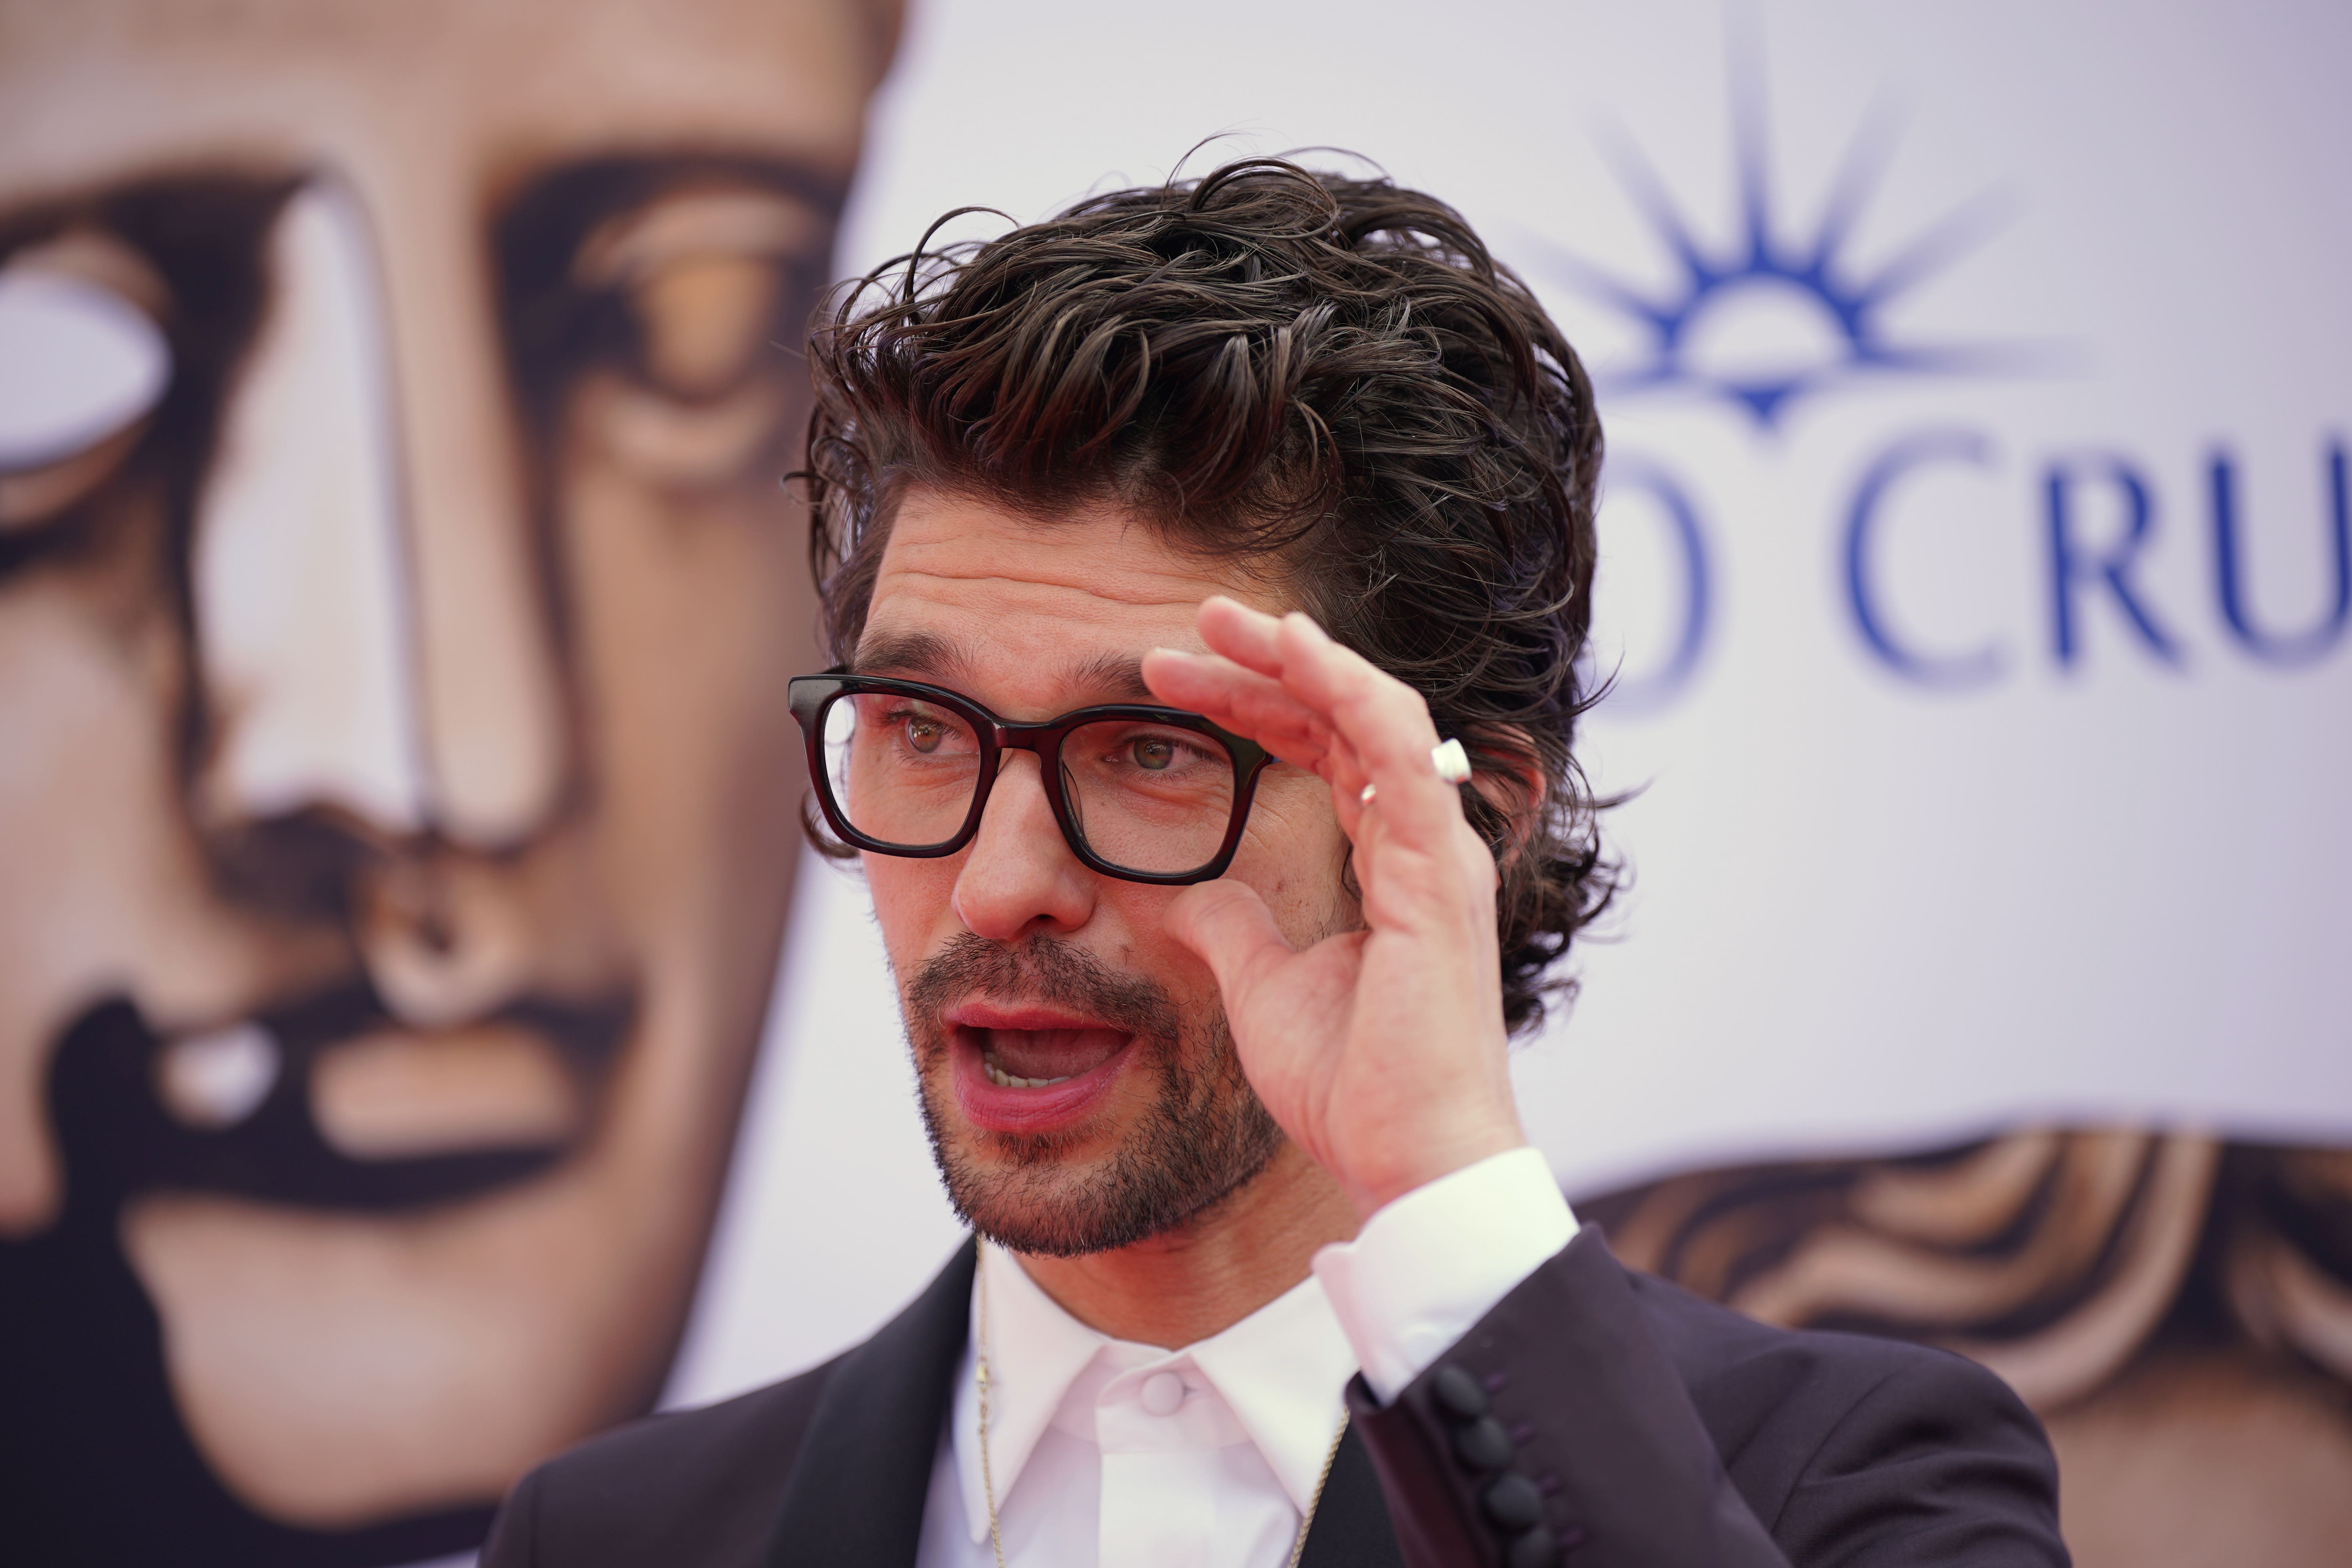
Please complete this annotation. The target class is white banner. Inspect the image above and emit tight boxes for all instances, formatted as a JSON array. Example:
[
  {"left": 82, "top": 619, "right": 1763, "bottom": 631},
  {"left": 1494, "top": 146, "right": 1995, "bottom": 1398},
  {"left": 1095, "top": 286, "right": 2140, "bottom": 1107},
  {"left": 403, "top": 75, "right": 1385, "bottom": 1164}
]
[{"left": 672, "top": 0, "right": 2352, "bottom": 1403}]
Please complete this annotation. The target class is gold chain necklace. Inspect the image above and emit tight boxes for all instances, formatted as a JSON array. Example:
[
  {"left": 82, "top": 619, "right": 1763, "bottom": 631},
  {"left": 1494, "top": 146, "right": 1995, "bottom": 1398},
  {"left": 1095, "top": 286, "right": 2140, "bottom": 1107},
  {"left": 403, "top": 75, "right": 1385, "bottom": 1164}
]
[{"left": 974, "top": 1240, "right": 1351, "bottom": 1568}]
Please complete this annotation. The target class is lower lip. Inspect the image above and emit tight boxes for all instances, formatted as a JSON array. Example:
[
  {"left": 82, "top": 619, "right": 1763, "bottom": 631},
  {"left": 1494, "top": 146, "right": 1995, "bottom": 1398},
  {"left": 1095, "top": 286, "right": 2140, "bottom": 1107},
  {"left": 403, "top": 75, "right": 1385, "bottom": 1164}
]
[{"left": 949, "top": 1029, "right": 1131, "bottom": 1135}]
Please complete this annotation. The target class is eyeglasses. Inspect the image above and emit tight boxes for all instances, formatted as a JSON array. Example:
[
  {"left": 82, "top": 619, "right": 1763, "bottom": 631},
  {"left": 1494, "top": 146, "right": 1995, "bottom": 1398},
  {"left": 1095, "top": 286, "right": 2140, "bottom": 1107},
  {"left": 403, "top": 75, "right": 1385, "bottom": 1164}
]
[{"left": 789, "top": 672, "right": 1276, "bottom": 885}]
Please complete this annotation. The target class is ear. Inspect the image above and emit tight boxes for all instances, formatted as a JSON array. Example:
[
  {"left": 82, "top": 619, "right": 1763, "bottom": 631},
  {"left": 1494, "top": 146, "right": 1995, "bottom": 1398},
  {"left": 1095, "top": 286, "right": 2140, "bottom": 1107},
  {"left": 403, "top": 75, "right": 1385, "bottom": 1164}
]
[{"left": 1460, "top": 729, "right": 1547, "bottom": 864}]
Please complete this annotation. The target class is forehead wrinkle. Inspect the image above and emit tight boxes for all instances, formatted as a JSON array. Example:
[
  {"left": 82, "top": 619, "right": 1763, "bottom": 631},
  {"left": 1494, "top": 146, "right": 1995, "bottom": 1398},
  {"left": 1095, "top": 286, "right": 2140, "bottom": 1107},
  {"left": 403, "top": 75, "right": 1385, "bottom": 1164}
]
[
  {"left": 871, "top": 563, "right": 1226, "bottom": 614},
  {"left": 860, "top": 493, "right": 1289, "bottom": 711},
  {"left": 872, "top": 489, "right": 1297, "bottom": 622},
  {"left": 853, "top": 631, "right": 1154, "bottom": 707}
]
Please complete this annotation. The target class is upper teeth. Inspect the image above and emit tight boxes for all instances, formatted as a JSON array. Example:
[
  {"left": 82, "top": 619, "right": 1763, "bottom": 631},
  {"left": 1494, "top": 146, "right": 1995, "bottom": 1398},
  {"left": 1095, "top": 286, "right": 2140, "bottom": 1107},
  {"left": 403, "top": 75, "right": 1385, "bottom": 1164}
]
[{"left": 983, "top": 1052, "right": 1073, "bottom": 1090}]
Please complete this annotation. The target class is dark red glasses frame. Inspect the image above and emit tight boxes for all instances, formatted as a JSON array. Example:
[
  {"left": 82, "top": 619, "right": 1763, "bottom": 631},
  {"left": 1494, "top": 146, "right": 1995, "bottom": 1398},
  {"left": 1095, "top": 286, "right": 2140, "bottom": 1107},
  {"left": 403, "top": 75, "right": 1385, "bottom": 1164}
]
[{"left": 788, "top": 672, "right": 1277, "bottom": 885}]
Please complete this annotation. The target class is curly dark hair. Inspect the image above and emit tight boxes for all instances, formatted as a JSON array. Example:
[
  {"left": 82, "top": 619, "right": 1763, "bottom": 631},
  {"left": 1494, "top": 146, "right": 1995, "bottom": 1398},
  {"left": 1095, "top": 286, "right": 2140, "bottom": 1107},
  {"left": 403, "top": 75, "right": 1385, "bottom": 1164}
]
[{"left": 796, "top": 155, "right": 1617, "bottom": 1034}]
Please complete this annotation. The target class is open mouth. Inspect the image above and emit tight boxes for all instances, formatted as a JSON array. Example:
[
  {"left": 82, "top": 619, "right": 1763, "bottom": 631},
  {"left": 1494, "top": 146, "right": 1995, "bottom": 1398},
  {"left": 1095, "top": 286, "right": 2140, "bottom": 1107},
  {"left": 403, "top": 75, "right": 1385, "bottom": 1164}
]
[
  {"left": 981, "top": 1051, "right": 1074, "bottom": 1089},
  {"left": 946, "top": 1002, "right": 1136, "bottom": 1134}
]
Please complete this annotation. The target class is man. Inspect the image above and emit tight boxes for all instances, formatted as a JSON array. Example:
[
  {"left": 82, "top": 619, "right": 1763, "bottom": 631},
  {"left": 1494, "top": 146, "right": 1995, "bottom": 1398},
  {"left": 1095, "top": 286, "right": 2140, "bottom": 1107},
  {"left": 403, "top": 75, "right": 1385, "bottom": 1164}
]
[
  {"left": 483, "top": 159, "right": 2066, "bottom": 1568},
  {"left": 0, "top": 2, "right": 895, "bottom": 1562}
]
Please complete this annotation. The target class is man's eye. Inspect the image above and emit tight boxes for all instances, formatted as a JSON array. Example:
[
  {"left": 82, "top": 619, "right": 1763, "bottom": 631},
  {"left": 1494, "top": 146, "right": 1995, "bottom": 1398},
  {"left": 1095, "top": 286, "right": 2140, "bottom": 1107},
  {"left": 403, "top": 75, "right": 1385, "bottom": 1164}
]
[
  {"left": 905, "top": 719, "right": 947, "bottom": 754},
  {"left": 1130, "top": 737, "right": 1176, "bottom": 771}
]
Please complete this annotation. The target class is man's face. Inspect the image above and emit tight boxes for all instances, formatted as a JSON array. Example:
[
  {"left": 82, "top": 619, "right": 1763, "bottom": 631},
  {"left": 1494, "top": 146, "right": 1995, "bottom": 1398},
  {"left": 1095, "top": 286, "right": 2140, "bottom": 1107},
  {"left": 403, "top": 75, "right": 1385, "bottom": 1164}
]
[
  {"left": 0, "top": 0, "right": 886, "bottom": 1552},
  {"left": 855, "top": 489, "right": 1353, "bottom": 1257}
]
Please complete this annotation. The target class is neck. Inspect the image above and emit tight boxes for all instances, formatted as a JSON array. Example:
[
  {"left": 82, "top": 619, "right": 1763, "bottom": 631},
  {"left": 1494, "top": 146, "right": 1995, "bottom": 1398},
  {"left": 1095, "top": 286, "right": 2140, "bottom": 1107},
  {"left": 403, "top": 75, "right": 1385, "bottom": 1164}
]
[{"left": 1009, "top": 1141, "right": 1360, "bottom": 1348}]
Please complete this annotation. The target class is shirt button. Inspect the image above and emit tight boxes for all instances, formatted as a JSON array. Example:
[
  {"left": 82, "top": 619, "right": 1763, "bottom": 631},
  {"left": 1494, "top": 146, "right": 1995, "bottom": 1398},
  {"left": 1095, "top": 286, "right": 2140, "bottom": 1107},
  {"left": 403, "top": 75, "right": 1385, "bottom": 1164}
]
[{"left": 1140, "top": 1371, "right": 1186, "bottom": 1416}]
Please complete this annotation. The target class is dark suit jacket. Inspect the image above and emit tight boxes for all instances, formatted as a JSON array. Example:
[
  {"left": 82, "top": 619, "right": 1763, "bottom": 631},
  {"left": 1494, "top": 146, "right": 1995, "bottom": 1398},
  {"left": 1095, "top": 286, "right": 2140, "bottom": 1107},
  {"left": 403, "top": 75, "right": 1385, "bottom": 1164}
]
[{"left": 482, "top": 1229, "right": 2066, "bottom": 1568}]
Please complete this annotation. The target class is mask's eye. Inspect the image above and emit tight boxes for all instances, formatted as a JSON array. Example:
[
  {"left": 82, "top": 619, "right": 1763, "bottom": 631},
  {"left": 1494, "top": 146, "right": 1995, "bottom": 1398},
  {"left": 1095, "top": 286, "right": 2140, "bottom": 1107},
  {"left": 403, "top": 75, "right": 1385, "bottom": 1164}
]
[
  {"left": 569, "top": 187, "right": 822, "bottom": 487},
  {"left": 625, "top": 247, "right": 781, "bottom": 402},
  {"left": 0, "top": 232, "right": 171, "bottom": 528}
]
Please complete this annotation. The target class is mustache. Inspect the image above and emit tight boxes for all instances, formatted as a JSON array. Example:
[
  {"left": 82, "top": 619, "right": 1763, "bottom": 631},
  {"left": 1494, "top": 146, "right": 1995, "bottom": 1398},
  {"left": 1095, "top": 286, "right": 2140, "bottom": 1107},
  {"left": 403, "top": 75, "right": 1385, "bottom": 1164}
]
[
  {"left": 903, "top": 931, "right": 1279, "bottom": 1256},
  {"left": 905, "top": 931, "right": 1180, "bottom": 1045}
]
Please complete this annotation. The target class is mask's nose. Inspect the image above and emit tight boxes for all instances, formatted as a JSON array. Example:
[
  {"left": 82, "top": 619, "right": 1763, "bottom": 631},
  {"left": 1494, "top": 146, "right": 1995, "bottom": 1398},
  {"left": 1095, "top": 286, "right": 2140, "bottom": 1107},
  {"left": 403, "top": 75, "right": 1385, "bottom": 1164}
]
[
  {"left": 193, "top": 179, "right": 424, "bottom": 838},
  {"left": 191, "top": 175, "right": 563, "bottom": 849}
]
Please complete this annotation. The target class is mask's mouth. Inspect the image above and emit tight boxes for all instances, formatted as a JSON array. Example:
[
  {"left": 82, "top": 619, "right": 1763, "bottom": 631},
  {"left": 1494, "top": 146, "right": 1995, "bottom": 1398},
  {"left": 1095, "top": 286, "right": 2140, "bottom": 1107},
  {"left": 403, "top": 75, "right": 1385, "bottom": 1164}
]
[{"left": 42, "top": 982, "right": 634, "bottom": 1220}]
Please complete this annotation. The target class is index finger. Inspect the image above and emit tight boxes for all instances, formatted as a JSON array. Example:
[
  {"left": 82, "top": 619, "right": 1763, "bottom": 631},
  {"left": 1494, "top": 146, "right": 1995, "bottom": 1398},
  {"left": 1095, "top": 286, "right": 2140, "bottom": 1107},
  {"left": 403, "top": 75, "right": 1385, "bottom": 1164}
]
[
  {"left": 1141, "top": 645, "right": 1359, "bottom": 780},
  {"left": 1194, "top": 602, "right": 1468, "bottom": 854},
  {"left": 1264, "top": 613, "right": 1458, "bottom": 827}
]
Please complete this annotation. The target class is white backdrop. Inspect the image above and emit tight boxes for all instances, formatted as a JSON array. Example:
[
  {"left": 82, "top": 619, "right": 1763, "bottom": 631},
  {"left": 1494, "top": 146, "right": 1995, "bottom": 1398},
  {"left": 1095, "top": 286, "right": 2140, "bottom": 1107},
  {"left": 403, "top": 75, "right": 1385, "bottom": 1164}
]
[{"left": 666, "top": 0, "right": 2352, "bottom": 1409}]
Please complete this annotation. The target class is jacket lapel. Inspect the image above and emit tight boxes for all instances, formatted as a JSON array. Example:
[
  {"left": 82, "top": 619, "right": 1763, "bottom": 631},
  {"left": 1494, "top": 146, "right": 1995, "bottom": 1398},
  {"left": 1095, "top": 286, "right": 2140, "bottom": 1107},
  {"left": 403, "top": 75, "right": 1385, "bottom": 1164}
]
[
  {"left": 764, "top": 1238, "right": 977, "bottom": 1568},
  {"left": 1297, "top": 1425, "right": 1408, "bottom": 1568}
]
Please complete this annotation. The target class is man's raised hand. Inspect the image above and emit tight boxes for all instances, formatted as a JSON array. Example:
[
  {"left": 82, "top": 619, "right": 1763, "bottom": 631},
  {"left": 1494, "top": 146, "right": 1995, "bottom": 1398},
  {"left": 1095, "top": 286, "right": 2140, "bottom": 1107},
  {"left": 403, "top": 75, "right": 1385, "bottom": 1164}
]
[{"left": 1141, "top": 596, "right": 1527, "bottom": 1220}]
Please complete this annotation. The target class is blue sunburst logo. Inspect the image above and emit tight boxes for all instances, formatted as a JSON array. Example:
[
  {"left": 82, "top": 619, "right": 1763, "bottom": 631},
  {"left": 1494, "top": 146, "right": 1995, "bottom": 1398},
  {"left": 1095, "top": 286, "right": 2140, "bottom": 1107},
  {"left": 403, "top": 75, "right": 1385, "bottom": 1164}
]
[{"left": 1533, "top": 50, "right": 2026, "bottom": 429}]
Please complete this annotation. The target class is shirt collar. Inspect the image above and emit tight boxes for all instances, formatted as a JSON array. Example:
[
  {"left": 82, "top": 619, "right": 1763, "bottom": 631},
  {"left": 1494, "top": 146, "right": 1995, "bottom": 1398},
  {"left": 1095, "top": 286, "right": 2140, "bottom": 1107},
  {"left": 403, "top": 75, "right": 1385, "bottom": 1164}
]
[
  {"left": 952, "top": 1240, "right": 1105, "bottom": 1545},
  {"left": 1187, "top": 1267, "right": 1359, "bottom": 1510},
  {"left": 951, "top": 1238, "right": 1358, "bottom": 1544}
]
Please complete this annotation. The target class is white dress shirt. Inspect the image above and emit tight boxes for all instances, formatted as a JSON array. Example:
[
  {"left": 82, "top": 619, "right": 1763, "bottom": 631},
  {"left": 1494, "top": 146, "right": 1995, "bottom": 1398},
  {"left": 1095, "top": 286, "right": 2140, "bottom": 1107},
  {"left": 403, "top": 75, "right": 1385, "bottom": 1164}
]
[{"left": 914, "top": 1148, "right": 1578, "bottom": 1568}]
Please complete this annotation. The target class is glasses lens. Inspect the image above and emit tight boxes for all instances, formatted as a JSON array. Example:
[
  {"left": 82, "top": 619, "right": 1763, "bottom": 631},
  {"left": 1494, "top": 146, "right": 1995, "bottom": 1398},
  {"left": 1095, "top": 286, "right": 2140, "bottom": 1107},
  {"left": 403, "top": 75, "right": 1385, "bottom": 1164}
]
[
  {"left": 1059, "top": 719, "right": 1237, "bottom": 876},
  {"left": 823, "top": 690, "right": 983, "bottom": 850}
]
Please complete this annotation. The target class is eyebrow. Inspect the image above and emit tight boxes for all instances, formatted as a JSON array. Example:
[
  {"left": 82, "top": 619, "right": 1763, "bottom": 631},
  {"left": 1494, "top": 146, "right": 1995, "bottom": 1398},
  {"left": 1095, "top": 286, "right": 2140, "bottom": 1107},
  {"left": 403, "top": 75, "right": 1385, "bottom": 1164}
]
[
  {"left": 850, "top": 629, "right": 969, "bottom": 683},
  {"left": 852, "top": 632, "right": 1156, "bottom": 704},
  {"left": 1070, "top": 650, "right": 1155, "bottom": 702}
]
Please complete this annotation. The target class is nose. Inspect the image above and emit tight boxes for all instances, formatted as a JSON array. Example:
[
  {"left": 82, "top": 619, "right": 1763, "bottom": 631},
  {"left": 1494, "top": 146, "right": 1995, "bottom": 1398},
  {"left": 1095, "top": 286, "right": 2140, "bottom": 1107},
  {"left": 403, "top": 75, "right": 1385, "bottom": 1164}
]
[
  {"left": 950, "top": 751, "right": 1098, "bottom": 941},
  {"left": 189, "top": 175, "right": 574, "bottom": 1025},
  {"left": 191, "top": 173, "right": 567, "bottom": 853},
  {"left": 369, "top": 166, "right": 566, "bottom": 848},
  {"left": 192, "top": 179, "right": 428, "bottom": 837},
  {"left": 352, "top": 846, "right": 545, "bottom": 1028}
]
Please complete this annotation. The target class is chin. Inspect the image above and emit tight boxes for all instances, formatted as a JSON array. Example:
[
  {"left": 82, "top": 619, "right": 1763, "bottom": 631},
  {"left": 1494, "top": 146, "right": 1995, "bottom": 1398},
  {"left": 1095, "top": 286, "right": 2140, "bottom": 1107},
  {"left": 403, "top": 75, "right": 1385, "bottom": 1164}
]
[{"left": 918, "top": 1061, "right": 1285, "bottom": 1260}]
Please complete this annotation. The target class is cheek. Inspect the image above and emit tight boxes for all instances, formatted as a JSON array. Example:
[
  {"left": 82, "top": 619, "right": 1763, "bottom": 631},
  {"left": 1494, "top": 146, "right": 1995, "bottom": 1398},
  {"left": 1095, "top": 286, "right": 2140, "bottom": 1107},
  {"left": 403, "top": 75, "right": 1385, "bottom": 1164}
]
[
  {"left": 1226, "top": 779, "right": 1351, "bottom": 946},
  {"left": 1093, "top": 884, "right": 1234, "bottom": 1039},
  {"left": 862, "top": 852, "right": 961, "bottom": 974},
  {"left": 555, "top": 460, "right": 809, "bottom": 977}
]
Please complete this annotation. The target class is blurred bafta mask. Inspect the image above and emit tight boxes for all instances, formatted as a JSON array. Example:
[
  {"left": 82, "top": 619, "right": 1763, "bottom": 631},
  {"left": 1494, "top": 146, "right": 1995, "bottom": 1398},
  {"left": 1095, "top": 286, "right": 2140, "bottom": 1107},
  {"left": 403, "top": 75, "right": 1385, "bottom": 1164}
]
[
  {"left": 1587, "top": 1130, "right": 2352, "bottom": 1568},
  {"left": 0, "top": 1, "right": 896, "bottom": 1560}
]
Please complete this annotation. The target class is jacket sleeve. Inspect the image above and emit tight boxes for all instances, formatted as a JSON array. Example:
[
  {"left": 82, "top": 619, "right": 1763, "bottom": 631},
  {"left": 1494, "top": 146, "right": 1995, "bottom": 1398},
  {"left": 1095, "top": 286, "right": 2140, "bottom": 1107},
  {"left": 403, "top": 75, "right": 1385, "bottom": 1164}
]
[
  {"left": 1345, "top": 1228, "right": 2068, "bottom": 1568},
  {"left": 479, "top": 1462, "right": 541, "bottom": 1568}
]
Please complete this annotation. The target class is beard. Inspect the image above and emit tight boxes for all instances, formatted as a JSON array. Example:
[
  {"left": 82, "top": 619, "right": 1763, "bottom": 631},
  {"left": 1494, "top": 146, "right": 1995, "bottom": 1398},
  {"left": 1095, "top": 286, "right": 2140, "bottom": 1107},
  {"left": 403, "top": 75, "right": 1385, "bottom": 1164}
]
[{"left": 902, "top": 931, "right": 1286, "bottom": 1258}]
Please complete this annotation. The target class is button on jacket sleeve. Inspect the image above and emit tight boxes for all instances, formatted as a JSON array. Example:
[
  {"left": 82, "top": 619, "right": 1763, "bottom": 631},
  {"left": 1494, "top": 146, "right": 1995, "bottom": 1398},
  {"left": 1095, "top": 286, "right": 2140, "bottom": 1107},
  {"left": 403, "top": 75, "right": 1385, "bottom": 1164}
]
[{"left": 1343, "top": 1224, "right": 2070, "bottom": 1568}]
